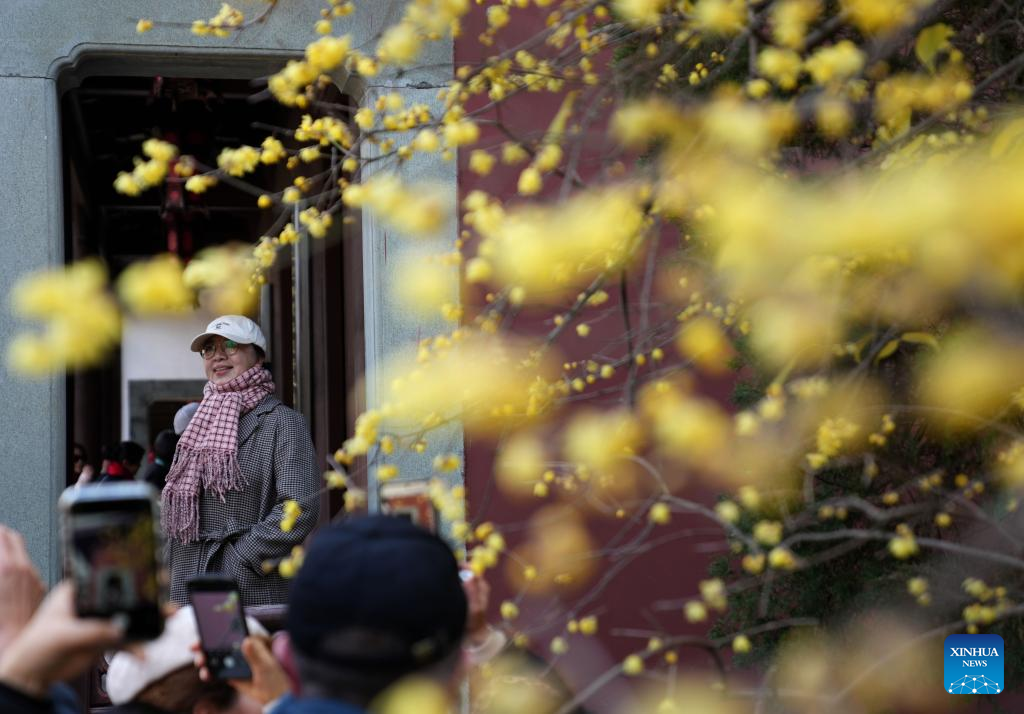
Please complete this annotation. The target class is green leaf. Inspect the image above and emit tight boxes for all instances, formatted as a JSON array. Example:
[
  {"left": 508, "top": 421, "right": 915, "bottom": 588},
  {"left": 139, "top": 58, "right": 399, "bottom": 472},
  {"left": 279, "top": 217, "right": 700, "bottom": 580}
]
[{"left": 915, "top": 23, "right": 953, "bottom": 72}]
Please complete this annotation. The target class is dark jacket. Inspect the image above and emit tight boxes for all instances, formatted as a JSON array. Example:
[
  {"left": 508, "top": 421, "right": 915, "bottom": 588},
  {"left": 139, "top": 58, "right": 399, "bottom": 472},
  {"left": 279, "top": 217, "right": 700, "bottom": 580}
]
[
  {"left": 138, "top": 458, "right": 170, "bottom": 491},
  {"left": 0, "top": 683, "right": 92, "bottom": 714},
  {"left": 272, "top": 694, "right": 366, "bottom": 714},
  {"left": 166, "top": 395, "right": 320, "bottom": 607}
]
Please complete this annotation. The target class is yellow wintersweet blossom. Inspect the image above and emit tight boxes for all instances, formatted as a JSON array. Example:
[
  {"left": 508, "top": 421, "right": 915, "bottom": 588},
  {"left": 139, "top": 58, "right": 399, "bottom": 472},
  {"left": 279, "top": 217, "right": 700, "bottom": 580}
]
[
  {"left": 563, "top": 408, "right": 644, "bottom": 480},
  {"left": 443, "top": 119, "right": 480, "bottom": 148},
  {"left": 280, "top": 499, "right": 301, "bottom": 532},
  {"left": 375, "top": 676, "right": 451, "bottom": 714},
  {"left": 918, "top": 328, "right": 1024, "bottom": 429},
  {"left": 757, "top": 48, "right": 802, "bottom": 90},
  {"left": 701, "top": 99, "right": 793, "bottom": 157},
  {"left": 611, "top": 98, "right": 688, "bottom": 149},
  {"left": 298, "top": 207, "right": 334, "bottom": 239},
  {"left": 691, "top": 0, "right": 747, "bottom": 36},
  {"left": 381, "top": 333, "right": 557, "bottom": 436},
  {"left": 517, "top": 167, "right": 542, "bottom": 196},
  {"left": 113, "top": 138, "right": 179, "bottom": 196},
  {"left": 182, "top": 244, "right": 258, "bottom": 315},
  {"left": 413, "top": 129, "right": 440, "bottom": 153},
  {"left": 806, "top": 417, "right": 861, "bottom": 469},
  {"left": 377, "top": 22, "right": 422, "bottom": 66},
  {"left": 614, "top": 0, "right": 667, "bottom": 27},
  {"left": 479, "top": 184, "right": 645, "bottom": 300},
  {"left": 468, "top": 150, "right": 496, "bottom": 176},
  {"left": 645, "top": 387, "right": 731, "bottom": 471},
  {"left": 267, "top": 60, "right": 318, "bottom": 106},
  {"left": 768, "top": 546, "right": 798, "bottom": 570},
  {"left": 142, "top": 138, "right": 178, "bottom": 163},
  {"left": 753, "top": 520, "right": 783, "bottom": 546},
  {"left": 684, "top": 600, "right": 708, "bottom": 622},
  {"left": 486, "top": 4, "right": 510, "bottom": 28},
  {"left": 342, "top": 174, "right": 448, "bottom": 237},
  {"left": 508, "top": 504, "right": 595, "bottom": 592},
  {"left": 716, "top": 500, "right": 741, "bottom": 523},
  {"left": 746, "top": 297, "right": 840, "bottom": 368},
  {"left": 496, "top": 431, "right": 547, "bottom": 498},
  {"left": 771, "top": 0, "right": 821, "bottom": 49},
  {"left": 205, "top": 3, "right": 244, "bottom": 36},
  {"left": 804, "top": 41, "right": 865, "bottom": 85},
  {"left": 260, "top": 136, "right": 288, "bottom": 164},
  {"left": 888, "top": 524, "right": 919, "bottom": 559},
  {"left": 117, "top": 254, "right": 193, "bottom": 315},
  {"left": 433, "top": 453, "right": 460, "bottom": 472},
  {"left": 278, "top": 545, "right": 305, "bottom": 578},
  {"left": 394, "top": 256, "right": 455, "bottom": 317},
  {"left": 136, "top": 19, "right": 154, "bottom": 33},
  {"left": 295, "top": 114, "right": 353, "bottom": 148},
  {"left": 306, "top": 34, "right": 351, "bottom": 72},
  {"left": 217, "top": 145, "right": 261, "bottom": 177},
  {"left": 841, "top": 0, "right": 933, "bottom": 36},
  {"left": 8, "top": 260, "right": 121, "bottom": 376},
  {"left": 184, "top": 175, "right": 218, "bottom": 194},
  {"left": 816, "top": 97, "right": 853, "bottom": 138},
  {"left": 699, "top": 578, "right": 728, "bottom": 610},
  {"left": 622, "top": 654, "right": 645, "bottom": 675},
  {"left": 676, "top": 316, "right": 734, "bottom": 374},
  {"left": 501, "top": 142, "right": 529, "bottom": 164},
  {"left": 464, "top": 257, "right": 492, "bottom": 284}
]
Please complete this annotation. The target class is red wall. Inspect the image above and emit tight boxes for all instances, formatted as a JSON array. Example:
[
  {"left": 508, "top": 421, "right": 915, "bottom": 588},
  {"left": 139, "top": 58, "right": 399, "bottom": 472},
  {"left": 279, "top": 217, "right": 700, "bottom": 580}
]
[{"left": 455, "top": 9, "right": 737, "bottom": 709}]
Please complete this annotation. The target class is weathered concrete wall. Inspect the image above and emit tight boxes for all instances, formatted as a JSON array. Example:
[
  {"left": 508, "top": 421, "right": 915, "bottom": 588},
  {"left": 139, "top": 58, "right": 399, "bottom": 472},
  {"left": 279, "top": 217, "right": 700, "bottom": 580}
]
[{"left": 0, "top": 0, "right": 459, "bottom": 581}]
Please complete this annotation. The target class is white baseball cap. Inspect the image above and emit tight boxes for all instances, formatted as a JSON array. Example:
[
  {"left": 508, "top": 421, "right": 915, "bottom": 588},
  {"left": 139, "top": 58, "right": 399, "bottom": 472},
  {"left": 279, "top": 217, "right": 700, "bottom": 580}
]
[
  {"left": 105, "top": 606, "right": 267, "bottom": 705},
  {"left": 190, "top": 315, "right": 267, "bottom": 354}
]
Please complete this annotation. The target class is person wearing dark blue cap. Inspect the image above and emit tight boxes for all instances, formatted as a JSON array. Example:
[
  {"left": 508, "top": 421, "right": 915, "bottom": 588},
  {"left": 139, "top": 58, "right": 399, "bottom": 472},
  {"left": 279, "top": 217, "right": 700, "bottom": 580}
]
[{"left": 273, "top": 515, "right": 468, "bottom": 713}]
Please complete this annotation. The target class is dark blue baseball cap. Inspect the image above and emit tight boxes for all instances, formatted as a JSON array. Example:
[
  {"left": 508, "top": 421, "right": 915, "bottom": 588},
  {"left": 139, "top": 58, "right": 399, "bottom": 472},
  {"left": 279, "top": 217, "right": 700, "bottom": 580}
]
[{"left": 286, "top": 515, "right": 467, "bottom": 671}]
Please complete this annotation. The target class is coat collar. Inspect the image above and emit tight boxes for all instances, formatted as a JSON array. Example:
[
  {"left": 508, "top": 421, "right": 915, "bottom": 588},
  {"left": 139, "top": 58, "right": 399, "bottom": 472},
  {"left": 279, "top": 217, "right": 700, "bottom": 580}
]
[{"left": 238, "top": 394, "right": 282, "bottom": 447}]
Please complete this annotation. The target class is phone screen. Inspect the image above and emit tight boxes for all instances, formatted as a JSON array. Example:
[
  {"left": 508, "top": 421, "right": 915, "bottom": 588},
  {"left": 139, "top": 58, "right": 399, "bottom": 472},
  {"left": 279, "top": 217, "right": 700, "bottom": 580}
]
[
  {"left": 193, "top": 590, "right": 247, "bottom": 651},
  {"left": 191, "top": 588, "right": 251, "bottom": 679},
  {"left": 66, "top": 497, "right": 162, "bottom": 638}
]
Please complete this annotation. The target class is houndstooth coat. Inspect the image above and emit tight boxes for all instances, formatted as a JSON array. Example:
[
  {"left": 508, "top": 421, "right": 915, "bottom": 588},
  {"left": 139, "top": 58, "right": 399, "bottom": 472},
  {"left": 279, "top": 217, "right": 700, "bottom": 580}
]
[{"left": 166, "top": 394, "right": 320, "bottom": 606}]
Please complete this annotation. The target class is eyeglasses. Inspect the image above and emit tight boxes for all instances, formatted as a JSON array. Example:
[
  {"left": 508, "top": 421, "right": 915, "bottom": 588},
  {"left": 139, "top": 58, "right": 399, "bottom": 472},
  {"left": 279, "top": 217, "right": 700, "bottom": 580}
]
[{"left": 200, "top": 339, "right": 241, "bottom": 360}]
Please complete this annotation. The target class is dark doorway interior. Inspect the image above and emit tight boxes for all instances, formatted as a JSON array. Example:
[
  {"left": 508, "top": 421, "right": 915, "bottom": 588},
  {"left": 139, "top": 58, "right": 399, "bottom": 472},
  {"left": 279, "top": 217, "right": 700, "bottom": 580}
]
[{"left": 61, "top": 73, "right": 360, "bottom": 507}]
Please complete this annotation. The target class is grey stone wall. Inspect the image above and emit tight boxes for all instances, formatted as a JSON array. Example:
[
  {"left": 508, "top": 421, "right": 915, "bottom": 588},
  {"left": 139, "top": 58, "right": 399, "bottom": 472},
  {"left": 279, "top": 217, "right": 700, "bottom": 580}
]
[{"left": 0, "top": 0, "right": 460, "bottom": 582}]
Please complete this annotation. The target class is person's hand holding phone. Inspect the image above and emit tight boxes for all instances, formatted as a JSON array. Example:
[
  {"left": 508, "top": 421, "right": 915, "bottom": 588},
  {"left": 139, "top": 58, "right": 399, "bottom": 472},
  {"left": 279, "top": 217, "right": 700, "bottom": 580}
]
[
  {"left": 0, "top": 582, "right": 124, "bottom": 697},
  {"left": 0, "top": 525, "right": 45, "bottom": 653},
  {"left": 193, "top": 635, "right": 291, "bottom": 705}
]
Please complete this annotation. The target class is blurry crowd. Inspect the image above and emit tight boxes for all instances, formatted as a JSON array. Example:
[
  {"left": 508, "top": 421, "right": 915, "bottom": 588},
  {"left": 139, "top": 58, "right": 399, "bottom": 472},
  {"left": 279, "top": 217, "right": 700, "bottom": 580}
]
[
  {"left": 73, "top": 401, "right": 198, "bottom": 492},
  {"left": 0, "top": 514, "right": 583, "bottom": 714}
]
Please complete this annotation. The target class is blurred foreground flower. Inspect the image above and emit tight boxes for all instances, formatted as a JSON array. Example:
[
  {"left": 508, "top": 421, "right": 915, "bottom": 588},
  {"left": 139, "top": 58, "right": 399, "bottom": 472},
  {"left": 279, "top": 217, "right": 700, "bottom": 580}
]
[
  {"left": 117, "top": 253, "right": 194, "bottom": 315},
  {"left": 379, "top": 332, "right": 560, "bottom": 436},
  {"left": 343, "top": 173, "right": 449, "bottom": 238},
  {"left": 182, "top": 244, "right": 260, "bottom": 315},
  {"left": 8, "top": 260, "right": 121, "bottom": 375},
  {"left": 507, "top": 504, "right": 595, "bottom": 593},
  {"left": 468, "top": 185, "right": 647, "bottom": 302}
]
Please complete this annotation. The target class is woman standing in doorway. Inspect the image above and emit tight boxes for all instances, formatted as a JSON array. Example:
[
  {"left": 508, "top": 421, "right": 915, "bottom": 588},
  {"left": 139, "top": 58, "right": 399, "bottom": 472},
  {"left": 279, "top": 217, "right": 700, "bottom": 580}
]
[{"left": 163, "top": 315, "right": 319, "bottom": 607}]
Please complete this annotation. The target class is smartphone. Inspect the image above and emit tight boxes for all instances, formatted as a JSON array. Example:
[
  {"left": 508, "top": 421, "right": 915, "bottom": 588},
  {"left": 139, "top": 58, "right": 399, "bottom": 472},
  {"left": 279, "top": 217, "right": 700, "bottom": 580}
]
[
  {"left": 59, "top": 482, "right": 164, "bottom": 640},
  {"left": 189, "top": 575, "right": 252, "bottom": 680}
]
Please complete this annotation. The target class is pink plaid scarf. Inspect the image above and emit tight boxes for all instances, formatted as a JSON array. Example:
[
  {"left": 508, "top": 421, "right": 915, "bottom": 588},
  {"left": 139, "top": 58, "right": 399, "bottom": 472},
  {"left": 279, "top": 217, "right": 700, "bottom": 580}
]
[{"left": 162, "top": 365, "right": 275, "bottom": 543}]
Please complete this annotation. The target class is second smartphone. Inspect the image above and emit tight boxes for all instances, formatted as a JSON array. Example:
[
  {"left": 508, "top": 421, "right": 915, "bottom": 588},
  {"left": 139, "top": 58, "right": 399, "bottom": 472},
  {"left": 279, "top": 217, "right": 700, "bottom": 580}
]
[{"left": 188, "top": 574, "right": 253, "bottom": 680}]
